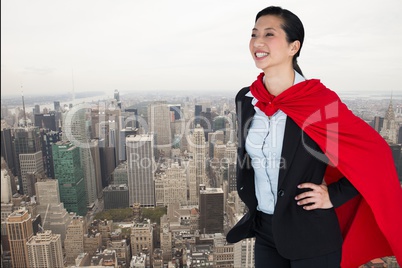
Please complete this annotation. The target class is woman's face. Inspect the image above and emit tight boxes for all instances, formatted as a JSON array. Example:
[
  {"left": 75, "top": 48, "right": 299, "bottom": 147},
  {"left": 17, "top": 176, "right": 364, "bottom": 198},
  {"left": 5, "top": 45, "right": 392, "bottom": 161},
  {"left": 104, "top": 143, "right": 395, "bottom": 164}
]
[{"left": 249, "top": 15, "right": 297, "bottom": 72}]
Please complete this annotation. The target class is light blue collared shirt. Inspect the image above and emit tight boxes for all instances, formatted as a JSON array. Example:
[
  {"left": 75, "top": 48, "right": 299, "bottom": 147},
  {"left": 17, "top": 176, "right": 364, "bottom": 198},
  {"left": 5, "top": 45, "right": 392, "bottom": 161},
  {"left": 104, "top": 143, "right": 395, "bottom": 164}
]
[{"left": 245, "top": 71, "right": 305, "bottom": 214}]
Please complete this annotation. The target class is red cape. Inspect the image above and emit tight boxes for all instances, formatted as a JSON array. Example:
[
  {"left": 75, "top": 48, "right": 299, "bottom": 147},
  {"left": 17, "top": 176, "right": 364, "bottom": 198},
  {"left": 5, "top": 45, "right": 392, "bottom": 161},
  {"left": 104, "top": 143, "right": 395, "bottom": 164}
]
[{"left": 250, "top": 74, "right": 402, "bottom": 267}]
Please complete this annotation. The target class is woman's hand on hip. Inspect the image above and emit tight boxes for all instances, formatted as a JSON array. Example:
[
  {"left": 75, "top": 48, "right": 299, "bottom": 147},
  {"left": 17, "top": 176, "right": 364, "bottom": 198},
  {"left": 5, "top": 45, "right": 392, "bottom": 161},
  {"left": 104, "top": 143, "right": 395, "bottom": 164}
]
[{"left": 294, "top": 182, "right": 333, "bottom": 210}]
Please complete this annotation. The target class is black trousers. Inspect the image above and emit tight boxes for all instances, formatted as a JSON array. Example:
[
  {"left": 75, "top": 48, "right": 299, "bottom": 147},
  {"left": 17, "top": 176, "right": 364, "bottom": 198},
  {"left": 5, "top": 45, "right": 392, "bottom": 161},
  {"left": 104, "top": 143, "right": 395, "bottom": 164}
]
[{"left": 254, "top": 211, "right": 341, "bottom": 268}]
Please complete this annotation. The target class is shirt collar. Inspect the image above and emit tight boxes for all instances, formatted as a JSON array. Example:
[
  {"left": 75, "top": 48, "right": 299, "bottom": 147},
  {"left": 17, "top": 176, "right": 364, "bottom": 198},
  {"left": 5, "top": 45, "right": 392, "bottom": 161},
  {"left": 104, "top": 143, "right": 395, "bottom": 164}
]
[{"left": 246, "top": 70, "right": 305, "bottom": 98}]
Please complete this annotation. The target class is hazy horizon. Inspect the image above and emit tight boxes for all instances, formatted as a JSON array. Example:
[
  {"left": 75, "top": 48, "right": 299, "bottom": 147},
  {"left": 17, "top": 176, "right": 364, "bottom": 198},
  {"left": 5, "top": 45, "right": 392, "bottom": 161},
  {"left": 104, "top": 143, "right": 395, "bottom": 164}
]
[{"left": 2, "top": 0, "right": 402, "bottom": 96}]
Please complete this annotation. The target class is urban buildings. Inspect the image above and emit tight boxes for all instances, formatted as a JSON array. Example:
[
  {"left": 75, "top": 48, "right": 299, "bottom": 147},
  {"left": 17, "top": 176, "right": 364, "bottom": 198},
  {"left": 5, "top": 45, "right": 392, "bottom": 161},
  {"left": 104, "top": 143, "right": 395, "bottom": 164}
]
[
  {"left": 126, "top": 134, "right": 156, "bottom": 207},
  {"left": 6, "top": 209, "right": 33, "bottom": 268},
  {"left": 0, "top": 88, "right": 401, "bottom": 267},
  {"left": 131, "top": 219, "right": 153, "bottom": 259},
  {"left": 26, "top": 230, "right": 64, "bottom": 268}
]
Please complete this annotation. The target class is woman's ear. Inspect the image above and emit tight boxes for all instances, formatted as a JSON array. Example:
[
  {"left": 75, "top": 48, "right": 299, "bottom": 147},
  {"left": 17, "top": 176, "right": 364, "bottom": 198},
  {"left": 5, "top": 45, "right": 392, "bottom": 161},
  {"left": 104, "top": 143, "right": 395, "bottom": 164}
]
[{"left": 289, "top": 40, "right": 301, "bottom": 56}]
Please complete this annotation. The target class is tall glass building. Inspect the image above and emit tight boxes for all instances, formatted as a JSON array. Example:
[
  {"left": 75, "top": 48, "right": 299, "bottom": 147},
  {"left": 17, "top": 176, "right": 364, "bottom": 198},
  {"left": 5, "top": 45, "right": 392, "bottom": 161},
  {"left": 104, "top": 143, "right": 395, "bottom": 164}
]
[{"left": 52, "top": 141, "right": 87, "bottom": 216}]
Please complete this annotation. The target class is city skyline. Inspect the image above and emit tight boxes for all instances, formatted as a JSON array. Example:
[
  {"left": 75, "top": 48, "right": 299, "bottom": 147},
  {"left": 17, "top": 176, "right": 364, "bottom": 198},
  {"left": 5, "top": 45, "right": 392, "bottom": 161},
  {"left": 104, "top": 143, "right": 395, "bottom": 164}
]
[
  {"left": 1, "top": 92, "right": 401, "bottom": 267},
  {"left": 2, "top": 0, "right": 402, "bottom": 97}
]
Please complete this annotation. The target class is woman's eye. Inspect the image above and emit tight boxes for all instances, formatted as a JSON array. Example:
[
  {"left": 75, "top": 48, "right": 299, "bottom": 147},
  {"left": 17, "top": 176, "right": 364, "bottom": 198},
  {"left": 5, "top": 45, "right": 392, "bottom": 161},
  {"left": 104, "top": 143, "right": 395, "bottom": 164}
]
[
  {"left": 251, "top": 33, "right": 256, "bottom": 38},
  {"left": 265, "top": 33, "right": 273, "bottom": 37}
]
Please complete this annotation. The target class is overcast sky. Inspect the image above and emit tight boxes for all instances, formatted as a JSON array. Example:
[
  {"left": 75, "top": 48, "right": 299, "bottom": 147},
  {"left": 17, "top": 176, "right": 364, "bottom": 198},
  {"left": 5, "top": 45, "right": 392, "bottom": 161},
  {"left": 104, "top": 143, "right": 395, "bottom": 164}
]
[{"left": 2, "top": 0, "right": 402, "bottom": 97}]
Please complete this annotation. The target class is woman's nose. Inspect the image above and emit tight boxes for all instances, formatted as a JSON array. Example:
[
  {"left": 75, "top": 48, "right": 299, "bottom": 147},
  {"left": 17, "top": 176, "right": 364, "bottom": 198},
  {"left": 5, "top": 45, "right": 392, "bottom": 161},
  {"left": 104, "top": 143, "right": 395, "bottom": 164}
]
[{"left": 253, "top": 37, "right": 265, "bottom": 48}]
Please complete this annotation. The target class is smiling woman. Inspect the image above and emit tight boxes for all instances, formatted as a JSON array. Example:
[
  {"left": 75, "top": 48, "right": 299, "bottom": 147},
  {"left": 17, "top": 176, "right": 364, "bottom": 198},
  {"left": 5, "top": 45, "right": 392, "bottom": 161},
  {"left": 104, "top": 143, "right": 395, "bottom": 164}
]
[{"left": 226, "top": 5, "right": 402, "bottom": 268}]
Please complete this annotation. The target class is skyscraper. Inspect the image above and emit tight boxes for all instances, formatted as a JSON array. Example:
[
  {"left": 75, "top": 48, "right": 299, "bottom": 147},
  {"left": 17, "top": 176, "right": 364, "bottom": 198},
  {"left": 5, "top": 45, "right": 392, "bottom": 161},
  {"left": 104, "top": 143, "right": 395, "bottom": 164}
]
[
  {"left": 190, "top": 125, "right": 207, "bottom": 192},
  {"left": 52, "top": 141, "right": 87, "bottom": 216},
  {"left": 89, "top": 139, "right": 103, "bottom": 205},
  {"left": 13, "top": 126, "right": 43, "bottom": 195},
  {"left": 199, "top": 186, "right": 224, "bottom": 234},
  {"left": 154, "top": 162, "right": 187, "bottom": 206},
  {"left": 126, "top": 134, "right": 155, "bottom": 207},
  {"left": 35, "top": 179, "right": 73, "bottom": 246},
  {"left": 1, "top": 169, "right": 13, "bottom": 204},
  {"left": 40, "top": 129, "right": 61, "bottom": 179},
  {"left": 6, "top": 209, "right": 33, "bottom": 268},
  {"left": 1, "top": 128, "right": 16, "bottom": 176},
  {"left": 114, "top": 89, "right": 120, "bottom": 102},
  {"left": 194, "top": 104, "right": 202, "bottom": 127},
  {"left": 103, "top": 184, "right": 129, "bottom": 210},
  {"left": 148, "top": 101, "right": 172, "bottom": 156},
  {"left": 62, "top": 105, "right": 99, "bottom": 208},
  {"left": 34, "top": 113, "right": 57, "bottom": 131},
  {"left": 380, "top": 98, "right": 398, "bottom": 144},
  {"left": 53, "top": 101, "right": 60, "bottom": 112},
  {"left": 26, "top": 230, "right": 64, "bottom": 268},
  {"left": 64, "top": 216, "right": 85, "bottom": 265},
  {"left": 119, "top": 127, "right": 138, "bottom": 161},
  {"left": 19, "top": 151, "right": 45, "bottom": 197}
]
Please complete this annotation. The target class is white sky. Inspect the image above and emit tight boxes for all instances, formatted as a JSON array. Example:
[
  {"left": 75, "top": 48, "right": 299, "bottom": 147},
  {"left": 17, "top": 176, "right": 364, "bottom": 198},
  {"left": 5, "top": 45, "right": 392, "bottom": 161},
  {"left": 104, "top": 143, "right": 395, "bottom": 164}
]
[{"left": 1, "top": 0, "right": 402, "bottom": 97}]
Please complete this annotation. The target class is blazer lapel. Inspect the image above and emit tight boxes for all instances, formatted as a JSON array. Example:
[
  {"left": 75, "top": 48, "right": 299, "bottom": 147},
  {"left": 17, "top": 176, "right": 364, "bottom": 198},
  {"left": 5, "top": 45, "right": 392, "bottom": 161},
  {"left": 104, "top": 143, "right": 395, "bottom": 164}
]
[
  {"left": 278, "top": 117, "right": 302, "bottom": 188},
  {"left": 238, "top": 89, "right": 301, "bottom": 189},
  {"left": 238, "top": 92, "right": 255, "bottom": 155}
]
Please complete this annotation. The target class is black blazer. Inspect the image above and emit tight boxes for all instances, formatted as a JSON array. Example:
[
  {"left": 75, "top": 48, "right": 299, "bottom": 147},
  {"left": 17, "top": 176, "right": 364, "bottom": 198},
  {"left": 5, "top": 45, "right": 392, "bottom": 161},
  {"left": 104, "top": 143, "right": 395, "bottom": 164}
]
[{"left": 226, "top": 87, "right": 359, "bottom": 260}]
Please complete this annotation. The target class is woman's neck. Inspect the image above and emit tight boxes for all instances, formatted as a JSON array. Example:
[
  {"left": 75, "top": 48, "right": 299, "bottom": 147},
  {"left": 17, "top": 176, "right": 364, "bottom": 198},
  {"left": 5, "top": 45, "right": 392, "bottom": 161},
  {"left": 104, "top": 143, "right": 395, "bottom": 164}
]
[{"left": 263, "top": 67, "right": 295, "bottom": 96}]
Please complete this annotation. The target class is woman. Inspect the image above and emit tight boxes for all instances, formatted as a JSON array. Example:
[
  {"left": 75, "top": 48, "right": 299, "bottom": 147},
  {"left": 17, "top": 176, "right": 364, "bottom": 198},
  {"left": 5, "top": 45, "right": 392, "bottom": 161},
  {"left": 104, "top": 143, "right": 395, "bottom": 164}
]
[{"left": 226, "top": 6, "right": 402, "bottom": 268}]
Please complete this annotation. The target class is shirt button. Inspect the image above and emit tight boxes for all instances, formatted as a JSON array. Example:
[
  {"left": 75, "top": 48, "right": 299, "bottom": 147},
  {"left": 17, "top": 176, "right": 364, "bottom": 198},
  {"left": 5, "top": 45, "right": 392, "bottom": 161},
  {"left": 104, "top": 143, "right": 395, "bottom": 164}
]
[{"left": 278, "top": 189, "right": 285, "bottom": 197}]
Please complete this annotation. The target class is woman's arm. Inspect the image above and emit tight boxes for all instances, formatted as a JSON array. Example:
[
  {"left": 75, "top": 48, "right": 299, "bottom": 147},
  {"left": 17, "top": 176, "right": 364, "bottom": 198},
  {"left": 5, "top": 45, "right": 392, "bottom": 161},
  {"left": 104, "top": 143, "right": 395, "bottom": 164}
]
[
  {"left": 295, "top": 178, "right": 359, "bottom": 210},
  {"left": 327, "top": 177, "right": 359, "bottom": 208}
]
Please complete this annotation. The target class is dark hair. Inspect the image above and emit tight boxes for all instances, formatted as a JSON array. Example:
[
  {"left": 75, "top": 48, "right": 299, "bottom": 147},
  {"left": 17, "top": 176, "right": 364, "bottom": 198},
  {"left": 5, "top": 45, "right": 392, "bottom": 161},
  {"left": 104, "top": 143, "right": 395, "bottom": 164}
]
[{"left": 256, "top": 6, "right": 304, "bottom": 76}]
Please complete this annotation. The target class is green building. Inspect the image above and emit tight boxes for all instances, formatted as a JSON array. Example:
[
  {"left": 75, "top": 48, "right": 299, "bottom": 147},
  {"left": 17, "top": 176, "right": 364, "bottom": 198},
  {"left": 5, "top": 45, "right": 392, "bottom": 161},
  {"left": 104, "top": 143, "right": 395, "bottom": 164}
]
[{"left": 52, "top": 141, "right": 87, "bottom": 216}]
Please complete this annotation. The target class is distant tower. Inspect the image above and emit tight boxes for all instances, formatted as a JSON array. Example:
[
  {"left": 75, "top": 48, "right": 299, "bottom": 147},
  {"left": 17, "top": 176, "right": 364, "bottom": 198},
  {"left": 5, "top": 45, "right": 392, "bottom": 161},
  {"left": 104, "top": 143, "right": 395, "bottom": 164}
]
[
  {"left": 194, "top": 104, "right": 202, "bottom": 127},
  {"left": 123, "top": 108, "right": 139, "bottom": 129},
  {"left": 380, "top": 98, "right": 398, "bottom": 143},
  {"left": 6, "top": 209, "right": 33, "bottom": 268},
  {"left": 372, "top": 116, "right": 384, "bottom": 133},
  {"left": 40, "top": 130, "right": 62, "bottom": 179},
  {"left": 114, "top": 89, "right": 122, "bottom": 109},
  {"left": 34, "top": 104, "right": 40, "bottom": 115},
  {"left": 119, "top": 127, "right": 137, "bottom": 161},
  {"left": 126, "top": 134, "right": 155, "bottom": 207},
  {"left": 147, "top": 101, "right": 172, "bottom": 156},
  {"left": 27, "top": 230, "right": 64, "bottom": 268},
  {"left": 13, "top": 126, "right": 44, "bottom": 195},
  {"left": 21, "top": 90, "right": 27, "bottom": 127},
  {"left": 114, "top": 89, "right": 120, "bottom": 102},
  {"left": 54, "top": 101, "right": 61, "bottom": 112},
  {"left": 1, "top": 128, "right": 17, "bottom": 176},
  {"left": 1, "top": 169, "right": 13, "bottom": 203}
]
